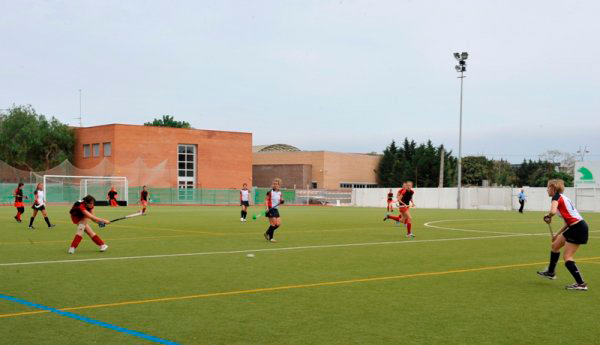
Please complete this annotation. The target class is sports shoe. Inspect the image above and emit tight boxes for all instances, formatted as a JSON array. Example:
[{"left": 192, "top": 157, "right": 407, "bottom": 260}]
[
  {"left": 14, "top": 216, "right": 21, "bottom": 223},
  {"left": 264, "top": 232, "right": 270, "bottom": 241},
  {"left": 48, "top": 224, "right": 56, "bottom": 228},
  {"left": 536, "top": 270, "right": 556, "bottom": 280},
  {"left": 241, "top": 218, "right": 244, "bottom": 222},
  {"left": 68, "top": 247, "right": 75, "bottom": 254},
  {"left": 406, "top": 233, "right": 415, "bottom": 238},
  {"left": 28, "top": 225, "right": 35, "bottom": 230},
  {"left": 269, "top": 238, "right": 277, "bottom": 243},
  {"left": 565, "top": 283, "right": 588, "bottom": 291},
  {"left": 383, "top": 215, "right": 388, "bottom": 221},
  {"left": 99, "top": 244, "right": 109, "bottom": 252}
]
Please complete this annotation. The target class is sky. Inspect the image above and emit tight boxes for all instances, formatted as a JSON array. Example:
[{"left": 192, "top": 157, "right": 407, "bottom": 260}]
[{"left": 1, "top": 0, "right": 599, "bottom": 163}]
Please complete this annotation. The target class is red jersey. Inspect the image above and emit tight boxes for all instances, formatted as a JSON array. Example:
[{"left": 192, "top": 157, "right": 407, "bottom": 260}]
[
  {"left": 399, "top": 189, "right": 414, "bottom": 206},
  {"left": 387, "top": 192, "right": 393, "bottom": 201},
  {"left": 70, "top": 202, "right": 93, "bottom": 224},
  {"left": 14, "top": 188, "right": 24, "bottom": 207},
  {"left": 552, "top": 193, "right": 583, "bottom": 226},
  {"left": 140, "top": 190, "right": 148, "bottom": 201}
]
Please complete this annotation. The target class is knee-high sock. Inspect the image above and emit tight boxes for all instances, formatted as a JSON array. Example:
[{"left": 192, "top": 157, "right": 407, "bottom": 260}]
[
  {"left": 91, "top": 235, "right": 105, "bottom": 246},
  {"left": 29, "top": 217, "right": 35, "bottom": 227},
  {"left": 266, "top": 225, "right": 274, "bottom": 239},
  {"left": 548, "top": 251, "right": 560, "bottom": 273},
  {"left": 44, "top": 217, "right": 51, "bottom": 227},
  {"left": 271, "top": 225, "right": 279, "bottom": 238},
  {"left": 70, "top": 234, "right": 83, "bottom": 248},
  {"left": 565, "top": 260, "right": 584, "bottom": 284},
  {"left": 406, "top": 222, "right": 412, "bottom": 234},
  {"left": 387, "top": 215, "right": 401, "bottom": 222}
]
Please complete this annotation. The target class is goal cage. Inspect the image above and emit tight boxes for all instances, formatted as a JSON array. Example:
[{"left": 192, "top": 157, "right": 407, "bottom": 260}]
[{"left": 43, "top": 175, "right": 128, "bottom": 205}]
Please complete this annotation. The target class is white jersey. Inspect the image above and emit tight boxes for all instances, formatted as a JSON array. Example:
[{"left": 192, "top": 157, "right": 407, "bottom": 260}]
[
  {"left": 34, "top": 190, "right": 46, "bottom": 206},
  {"left": 240, "top": 189, "right": 249, "bottom": 202},
  {"left": 267, "top": 190, "right": 282, "bottom": 208}
]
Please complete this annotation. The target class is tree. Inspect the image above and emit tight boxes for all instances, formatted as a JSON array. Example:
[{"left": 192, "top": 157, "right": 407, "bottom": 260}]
[
  {"left": 376, "top": 141, "right": 398, "bottom": 187},
  {"left": 0, "top": 105, "right": 75, "bottom": 170},
  {"left": 461, "top": 156, "right": 493, "bottom": 186},
  {"left": 144, "top": 115, "right": 191, "bottom": 128},
  {"left": 376, "top": 138, "right": 453, "bottom": 187},
  {"left": 490, "top": 159, "right": 516, "bottom": 186},
  {"left": 539, "top": 149, "right": 576, "bottom": 174}
]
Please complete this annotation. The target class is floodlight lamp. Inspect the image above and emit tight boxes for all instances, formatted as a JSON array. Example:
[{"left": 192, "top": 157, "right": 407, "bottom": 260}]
[
  {"left": 461, "top": 52, "right": 469, "bottom": 60},
  {"left": 454, "top": 52, "right": 461, "bottom": 60},
  {"left": 455, "top": 65, "right": 462, "bottom": 72}
]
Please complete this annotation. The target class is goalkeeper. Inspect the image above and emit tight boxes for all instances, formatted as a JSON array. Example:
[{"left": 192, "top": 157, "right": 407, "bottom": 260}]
[{"left": 68, "top": 195, "right": 110, "bottom": 254}]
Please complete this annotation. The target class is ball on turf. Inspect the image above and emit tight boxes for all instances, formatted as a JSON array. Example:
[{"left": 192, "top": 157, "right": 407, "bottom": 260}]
[{"left": 247, "top": 253, "right": 255, "bottom": 258}]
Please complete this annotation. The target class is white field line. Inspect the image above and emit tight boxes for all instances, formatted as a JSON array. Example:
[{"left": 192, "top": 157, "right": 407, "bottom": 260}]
[
  {"left": 0, "top": 233, "right": 528, "bottom": 267},
  {"left": 424, "top": 219, "right": 600, "bottom": 237},
  {"left": 423, "top": 219, "right": 528, "bottom": 235}
]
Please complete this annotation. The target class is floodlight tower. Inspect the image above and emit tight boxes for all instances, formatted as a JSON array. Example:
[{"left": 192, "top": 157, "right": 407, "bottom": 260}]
[{"left": 454, "top": 52, "right": 468, "bottom": 209}]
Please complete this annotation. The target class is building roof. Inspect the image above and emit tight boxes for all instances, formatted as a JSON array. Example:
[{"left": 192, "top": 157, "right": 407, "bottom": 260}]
[{"left": 253, "top": 144, "right": 301, "bottom": 153}]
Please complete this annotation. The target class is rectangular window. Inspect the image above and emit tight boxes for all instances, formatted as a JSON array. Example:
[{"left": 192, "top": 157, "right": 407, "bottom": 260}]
[
  {"left": 103, "top": 142, "right": 111, "bottom": 157},
  {"left": 92, "top": 143, "right": 100, "bottom": 157},
  {"left": 83, "top": 144, "right": 90, "bottom": 158},
  {"left": 340, "top": 182, "right": 379, "bottom": 189},
  {"left": 177, "top": 144, "right": 196, "bottom": 199}
]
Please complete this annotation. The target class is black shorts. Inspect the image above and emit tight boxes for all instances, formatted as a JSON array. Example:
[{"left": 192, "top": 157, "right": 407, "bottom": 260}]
[
  {"left": 267, "top": 208, "right": 280, "bottom": 218},
  {"left": 32, "top": 204, "right": 46, "bottom": 211},
  {"left": 241, "top": 201, "right": 250, "bottom": 207},
  {"left": 563, "top": 221, "right": 589, "bottom": 245}
]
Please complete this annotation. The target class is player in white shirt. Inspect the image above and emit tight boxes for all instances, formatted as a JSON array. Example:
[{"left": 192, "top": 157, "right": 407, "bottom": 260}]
[
  {"left": 28, "top": 183, "right": 55, "bottom": 229},
  {"left": 263, "top": 178, "right": 284, "bottom": 242},
  {"left": 240, "top": 183, "right": 250, "bottom": 222},
  {"left": 537, "top": 179, "right": 590, "bottom": 290}
]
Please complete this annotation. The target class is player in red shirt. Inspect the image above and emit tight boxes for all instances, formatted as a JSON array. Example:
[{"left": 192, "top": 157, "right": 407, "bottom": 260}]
[
  {"left": 384, "top": 181, "right": 416, "bottom": 237},
  {"left": 140, "top": 186, "right": 149, "bottom": 214},
  {"left": 386, "top": 189, "right": 394, "bottom": 213},
  {"left": 68, "top": 195, "right": 110, "bottom": 254},
  {"left": 537, "top": 179, "right": 590, "bottom": 290},
  {"left": 107, "top": 187, "right": 119, "bottom": 207},
  {"left": 13, "top": 183, "right": 28, "bottom": 223}
]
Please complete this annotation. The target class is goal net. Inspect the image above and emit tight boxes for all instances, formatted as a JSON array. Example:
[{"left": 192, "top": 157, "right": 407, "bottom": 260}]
[{"left": 43, "top": 175, "right": 128, "bottom": 205}]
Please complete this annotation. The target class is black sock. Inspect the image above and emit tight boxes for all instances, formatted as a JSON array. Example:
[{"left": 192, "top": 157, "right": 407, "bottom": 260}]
[
  {"left": 266, "top": 226, "right": 274, "bottom": 239},
  {"left": 272, "top": 225, "right": 279, "bottom": 237},
  {"left": 44, "top": 217, "right": 51, "bottom": 227},
  {"left": 565, "top": 261, "right": 584, "bottom": 284},
  {"left": 241, "top": 210, "right": 244, "bottom": 218},
  {"left": 29, "top": 217, "right": 35, "bottom": 226},
  {"left": 548, "top": 251, "right": 560, "bottom": 273},
  {"left": 243, "top": 211, "right": 247, "bottom": 219}
]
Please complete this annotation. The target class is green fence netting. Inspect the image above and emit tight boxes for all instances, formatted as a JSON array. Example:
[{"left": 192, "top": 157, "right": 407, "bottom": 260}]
[{"left": 1, "top": 183, "right": 296, "bottom": 206}]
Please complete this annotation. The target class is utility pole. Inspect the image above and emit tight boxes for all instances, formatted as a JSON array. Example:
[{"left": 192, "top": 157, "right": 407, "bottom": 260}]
[{"left": 439, "top": 147, "right": 445, "bottom": 187}]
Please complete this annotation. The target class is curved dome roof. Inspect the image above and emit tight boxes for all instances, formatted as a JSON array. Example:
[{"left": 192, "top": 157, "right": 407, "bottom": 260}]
[{"left": 253, "top": 144, "right": 301, "bottom": 153}]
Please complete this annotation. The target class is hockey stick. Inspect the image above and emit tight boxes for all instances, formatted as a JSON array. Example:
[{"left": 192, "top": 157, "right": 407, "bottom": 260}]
[
  {"left": 252, "top": 201, "right": 283, "bottom": 220},
  {"left": 99, "top": 211, "right": 143, "bottom": 228},
  {"left": 547, "top": 223, "right": 554, "bottom": 238}
]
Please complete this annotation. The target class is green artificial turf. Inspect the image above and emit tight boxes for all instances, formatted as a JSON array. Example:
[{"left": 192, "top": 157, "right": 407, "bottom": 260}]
[{"left": 1, "top": 205, "right": 599, "bottom": 344}]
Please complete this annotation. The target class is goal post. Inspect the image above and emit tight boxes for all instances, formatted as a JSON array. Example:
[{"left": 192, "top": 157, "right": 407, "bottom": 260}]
[{"left": 43, "top": 175, "right": 128, "bottom": 205}]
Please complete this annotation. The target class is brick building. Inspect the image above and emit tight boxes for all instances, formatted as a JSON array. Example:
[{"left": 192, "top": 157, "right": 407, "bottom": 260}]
[
  {"left": 73, "top": 124, "right": 252, "bottom": 189},
  {"left": 252, "top": 145, "right": 381, "bottom": 189}
]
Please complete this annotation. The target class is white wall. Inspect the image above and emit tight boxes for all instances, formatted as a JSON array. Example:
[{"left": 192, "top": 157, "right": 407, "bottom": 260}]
[{"left": 352, "top": 187, "right": 600, "bottom": 212}]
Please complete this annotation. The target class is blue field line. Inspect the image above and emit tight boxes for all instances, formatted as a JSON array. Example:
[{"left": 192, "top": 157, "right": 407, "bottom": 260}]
[{"left": 0, "top": 294, "right": 180, "bottom": 345}]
